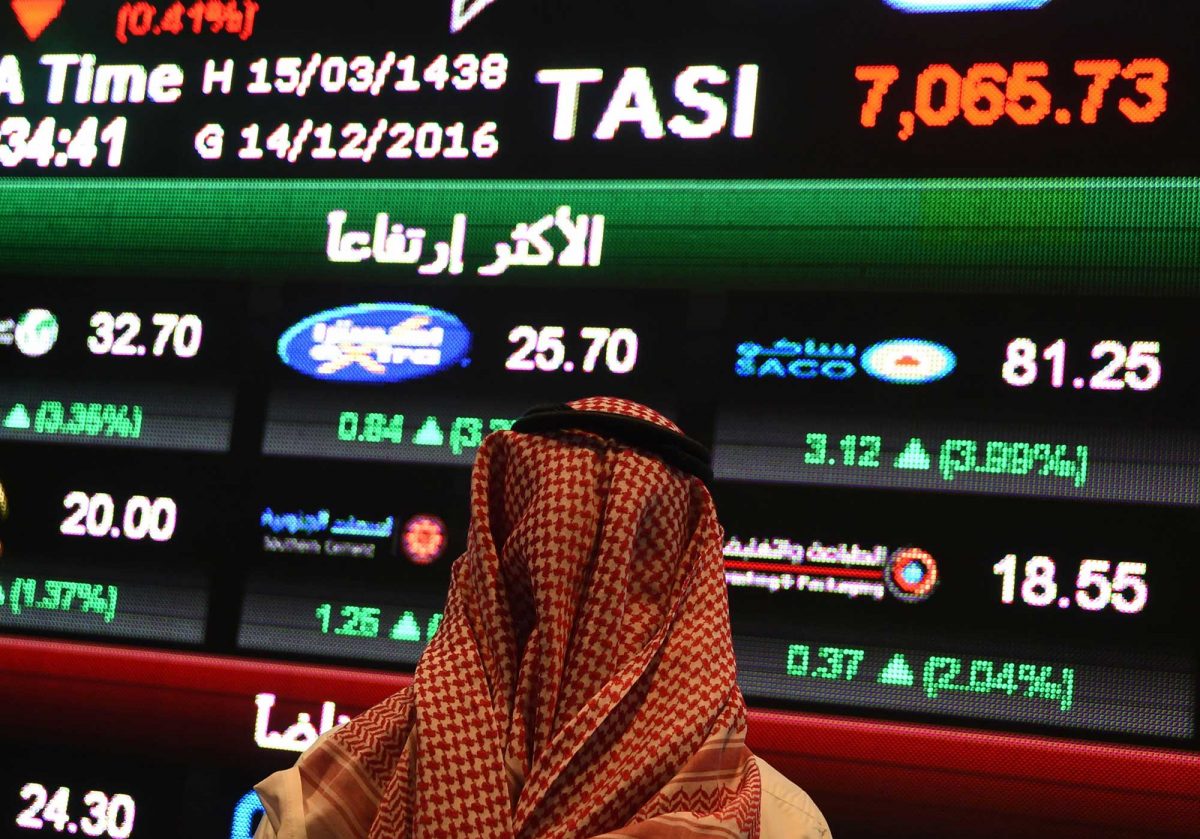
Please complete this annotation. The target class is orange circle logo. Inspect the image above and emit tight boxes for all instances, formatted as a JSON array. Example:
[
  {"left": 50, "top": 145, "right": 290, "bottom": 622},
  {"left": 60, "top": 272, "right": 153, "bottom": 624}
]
[{"left": 402, "top": 515, "right": 446, "bottom": 565}]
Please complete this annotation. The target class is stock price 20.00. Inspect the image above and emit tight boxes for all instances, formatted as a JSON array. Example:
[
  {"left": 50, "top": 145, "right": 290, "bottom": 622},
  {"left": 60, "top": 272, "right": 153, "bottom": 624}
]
[
  {"left": 993, "top": 554, "right": 1147, "bottom": 614},
  {"left": 61, "top": 491, "right": 177, "bottom": 542},
  {"left": 506, "top": 326, "right": 638, "bottom": 374},
  {"left": 16, "top": 783, "right": 135, "bottom": 838}
]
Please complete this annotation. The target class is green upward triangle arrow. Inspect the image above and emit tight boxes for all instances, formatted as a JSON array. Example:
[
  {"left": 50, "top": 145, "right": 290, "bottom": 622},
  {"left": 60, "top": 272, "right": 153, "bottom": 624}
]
[
  {"left": 412, "top": 416, "right": 445, "bottom": 446},
  {"left": 3, "top": 403, "right": 31, "bottom": 430},
  {"left": 390, "top": 611, "right": 422, "bottom": 642},
  {"left": 877, "top": 653, "right": 915, "bottom": 687},
  {"left": 894, "top": 438, "right": 931, "bottom": 470}
]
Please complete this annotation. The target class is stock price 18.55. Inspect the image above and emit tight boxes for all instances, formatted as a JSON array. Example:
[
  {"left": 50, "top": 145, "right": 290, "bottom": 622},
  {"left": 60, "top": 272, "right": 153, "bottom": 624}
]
[{"left": 993, "top": 554, "right": 1148, "bottom": 614}]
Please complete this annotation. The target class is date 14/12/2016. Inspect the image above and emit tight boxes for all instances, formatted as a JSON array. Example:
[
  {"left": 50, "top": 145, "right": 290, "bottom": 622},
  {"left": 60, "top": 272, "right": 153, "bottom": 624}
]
[
  {"left": 195, "top": 120, "right": 499, "bottom": 164},
  {"left": 856, "top": 58, "right": 1167, "bottom": 141}
]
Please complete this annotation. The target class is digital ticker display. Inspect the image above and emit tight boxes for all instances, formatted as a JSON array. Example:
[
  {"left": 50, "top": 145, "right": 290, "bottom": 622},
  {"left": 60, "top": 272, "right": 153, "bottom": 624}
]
[{"left": 1, "top": 0, "right": 1198, "bottom": 812}]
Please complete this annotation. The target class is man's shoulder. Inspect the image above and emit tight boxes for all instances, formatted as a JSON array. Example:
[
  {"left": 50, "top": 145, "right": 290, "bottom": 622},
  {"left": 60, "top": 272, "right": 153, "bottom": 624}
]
[{"left": 754, "top": 756, "right": 832, "bottom": 839}]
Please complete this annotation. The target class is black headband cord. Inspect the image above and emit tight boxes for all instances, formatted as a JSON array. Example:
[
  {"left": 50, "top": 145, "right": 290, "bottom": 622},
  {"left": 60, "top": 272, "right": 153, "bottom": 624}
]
[{"left": 510, "top": 404, "right": 714, "bottom": 489}]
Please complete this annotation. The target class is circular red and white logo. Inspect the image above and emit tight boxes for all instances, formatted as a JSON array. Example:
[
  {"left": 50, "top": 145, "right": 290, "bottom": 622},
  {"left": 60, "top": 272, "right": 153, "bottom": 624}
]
[
  {"left": 861, "top": 339, "right": 956, "bottom": 385},
  {"left": 884, "top": 547, "right": 939, "bottom": 603},
  {"left": 401, "top": 515, "right": 447, "bottom": 565}
]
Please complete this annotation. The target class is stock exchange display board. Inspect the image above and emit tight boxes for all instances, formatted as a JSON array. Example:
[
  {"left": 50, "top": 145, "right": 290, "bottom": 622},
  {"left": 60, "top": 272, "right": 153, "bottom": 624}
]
[{"left": 0, "top": 1, "right": 1198, "bottom": 836}]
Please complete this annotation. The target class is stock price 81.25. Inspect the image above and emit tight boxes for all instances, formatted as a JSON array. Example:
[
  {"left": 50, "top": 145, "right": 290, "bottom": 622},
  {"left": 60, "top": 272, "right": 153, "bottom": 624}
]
[{"left": 1002, "top": 338, "right": 1160, "bottom": 392}]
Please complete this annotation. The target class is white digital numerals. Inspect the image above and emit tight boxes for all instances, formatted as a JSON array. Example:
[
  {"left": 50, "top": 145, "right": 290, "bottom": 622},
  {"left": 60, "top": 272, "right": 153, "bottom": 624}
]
[
  {"left": 993, "top": 554, "right": 1148, "bottom": 614},
  {"left": 16, "top": 783, "right": 135, "bottom": 838},
  {"left": 61, "top": 491, "right": 177, "bottom": 543},
  {"left": 87, "top": 312, "right": 202, "bottom": 358},
  {"left": 243, "top": 53, "right": 509, "bottom": 97},
  {"left": 1001, "top": 338, "right": 1161, "bottom": 391},
  {"left": 0, "top": 117, "right": 128, "bottom": 170},
  {"left": 506, "top": 326, "right": 639, "bottom": 374}
]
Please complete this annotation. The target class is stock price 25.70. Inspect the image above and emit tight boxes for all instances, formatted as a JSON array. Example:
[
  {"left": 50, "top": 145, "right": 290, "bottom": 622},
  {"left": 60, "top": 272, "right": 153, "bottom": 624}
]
[{"left": 506, "top": 326, "right": 638, "bottom": 374}]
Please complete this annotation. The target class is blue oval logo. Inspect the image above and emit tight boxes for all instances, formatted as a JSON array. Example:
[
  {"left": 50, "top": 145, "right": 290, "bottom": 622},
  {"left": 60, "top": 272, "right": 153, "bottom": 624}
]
[
  {"left": 861, "top": 339, "right": 956, "bottom": 384},
  {"left": 278, "top": 303, "right": 471, "bottom": 383}
]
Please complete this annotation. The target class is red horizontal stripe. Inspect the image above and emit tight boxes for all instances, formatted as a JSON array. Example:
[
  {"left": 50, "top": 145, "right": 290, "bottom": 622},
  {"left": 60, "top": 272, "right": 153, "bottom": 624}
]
[
  {"left": 0, "top": 637, "right": 1196, "bottom": 837},
  {"left": 724, "top": 560, "right": 883, "bottom": 580}
]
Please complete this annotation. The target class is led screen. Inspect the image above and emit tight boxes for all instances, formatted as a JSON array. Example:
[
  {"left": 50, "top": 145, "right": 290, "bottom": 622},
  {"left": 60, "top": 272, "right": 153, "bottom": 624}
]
[{"left": 1, "top": 1, "right": 1198, "bottom": 834}]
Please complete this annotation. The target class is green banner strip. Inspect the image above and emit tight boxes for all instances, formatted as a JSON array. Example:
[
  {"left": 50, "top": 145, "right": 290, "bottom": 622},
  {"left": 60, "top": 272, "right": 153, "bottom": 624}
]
[{"left": 2, "top": 177, "right": 1198, "bottom": 292}]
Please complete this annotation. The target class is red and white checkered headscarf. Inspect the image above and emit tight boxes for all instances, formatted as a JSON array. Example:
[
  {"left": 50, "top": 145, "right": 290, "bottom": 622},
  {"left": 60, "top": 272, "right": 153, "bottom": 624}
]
[{"left": 294, "top": 397, "right": 761, "bottom": 838}]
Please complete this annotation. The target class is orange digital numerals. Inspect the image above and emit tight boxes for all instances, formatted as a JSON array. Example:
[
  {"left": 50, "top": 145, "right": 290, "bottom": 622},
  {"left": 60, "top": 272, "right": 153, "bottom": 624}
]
[
  {"left": 116, "top": 0, "right": 259, "bottom": 44},
  {"left": 856, "top": 58, "right": 1168, "bottom": 141}
]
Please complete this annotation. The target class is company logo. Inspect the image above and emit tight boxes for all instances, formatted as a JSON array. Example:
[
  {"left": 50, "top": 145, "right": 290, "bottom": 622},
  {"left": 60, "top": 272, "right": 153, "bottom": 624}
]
[
  {"left": 860, "top": 339, "right": 956, "bottom": 384},
  {"left": 11, "top": 0, "right": 65, "bottom": 41},
  {"left": 230, "top": 790, "right": 264, "bottom": 839},
  {"left": 259, "top": 505, "right": 395, "bottom": 559},
  {"left": 884, "top": 547, "right": 939, "bottom": 603},
  {"left": 884, "top": 0, "right": 1051, "bottom": 12},
  {"left": 736, "top": 337, "right": 954, "bottom": 385},
  {"left": 735, "top": 339, "right": 858, "bottom": 380},
  {"left": 8, "top": 308, "right": 59, "bottom": 357},
  {"left": 401, "top": 514, "right": 447, "bottom": 565},
  {"left": 725, "top": 536, "right": 939, "bottom": 603},
  {"left": 278, "top": 303, "right": 471, "bottom": 383}
]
